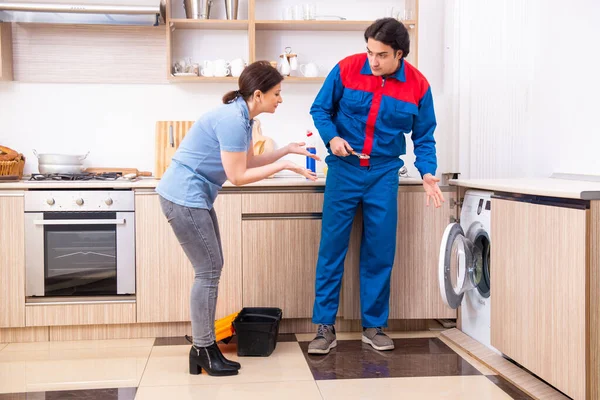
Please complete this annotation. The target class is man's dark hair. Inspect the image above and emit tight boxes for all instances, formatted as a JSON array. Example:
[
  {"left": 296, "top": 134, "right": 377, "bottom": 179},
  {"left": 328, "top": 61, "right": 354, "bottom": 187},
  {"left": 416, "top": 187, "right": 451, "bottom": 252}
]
[{"left": 364, "top": 18, "right": 410, "bottom": 58}]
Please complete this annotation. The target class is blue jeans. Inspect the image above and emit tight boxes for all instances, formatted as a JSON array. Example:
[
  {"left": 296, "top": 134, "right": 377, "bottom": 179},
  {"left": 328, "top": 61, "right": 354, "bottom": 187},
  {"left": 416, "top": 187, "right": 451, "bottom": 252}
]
[
  {"left": 159, "top": 196, "right": 223, "bottom": 347},
  {"left": 312, "top": 156, "right": 400, "bottom": 328}
]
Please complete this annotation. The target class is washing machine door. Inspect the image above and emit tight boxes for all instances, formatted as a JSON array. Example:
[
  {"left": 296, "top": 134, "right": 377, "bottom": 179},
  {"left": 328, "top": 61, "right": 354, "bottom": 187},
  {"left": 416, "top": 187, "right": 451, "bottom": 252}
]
[
  {"left": 438, "top": 223, "right": 483, "bottom": 309},
  {"left": 466, "top": 222, "right": 491, "bottom": 299}
]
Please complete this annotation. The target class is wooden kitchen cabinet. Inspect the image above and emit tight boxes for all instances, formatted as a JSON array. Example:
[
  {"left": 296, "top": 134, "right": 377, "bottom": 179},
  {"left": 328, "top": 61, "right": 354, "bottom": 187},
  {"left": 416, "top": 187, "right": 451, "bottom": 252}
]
[
  {"left": 0, "top": 23, "right": 13, "bottom": 81},
  {"left": 490, "top": 197, "right": 599, "bottom": 400},
  {"left": 241, "top": 188, "right": 456, "bottom": 321},
  {"left": 242, "top": 218, "right": 321, "bottom": 318},
  {"left": 0, "top": 193, "right": 25, "bottom": 327},
  {"left": 342, "top": 188, "right": 457, "bottom": 319},
  {"left": 241, "top": 192, "right": 323, "bottom": 318},
  {"left": 135, "top": 192, "right": 243, "bottom": 323}
]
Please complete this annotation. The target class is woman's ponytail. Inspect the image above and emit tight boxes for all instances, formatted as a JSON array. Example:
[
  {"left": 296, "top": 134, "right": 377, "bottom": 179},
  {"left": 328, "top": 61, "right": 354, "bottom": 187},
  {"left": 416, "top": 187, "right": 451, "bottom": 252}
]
[{"left": 222, "top": 90, "right": 240, "bottom": 104}]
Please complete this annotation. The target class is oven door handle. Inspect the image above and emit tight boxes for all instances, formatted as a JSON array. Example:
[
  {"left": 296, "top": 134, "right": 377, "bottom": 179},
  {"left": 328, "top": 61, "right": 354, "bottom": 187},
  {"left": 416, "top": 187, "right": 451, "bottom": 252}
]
[{"left": 33, "top": 219, "right": 127, "bottom": 226}]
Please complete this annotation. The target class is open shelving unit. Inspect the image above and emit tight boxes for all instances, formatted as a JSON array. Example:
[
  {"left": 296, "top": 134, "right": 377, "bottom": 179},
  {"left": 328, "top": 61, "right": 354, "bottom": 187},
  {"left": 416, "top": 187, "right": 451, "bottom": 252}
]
[
  {"left": 0, "top": 1, "right": 419, "bottom": 83},
  {"left": 165, "top": 0, "right": 419, "bottom": 83}
]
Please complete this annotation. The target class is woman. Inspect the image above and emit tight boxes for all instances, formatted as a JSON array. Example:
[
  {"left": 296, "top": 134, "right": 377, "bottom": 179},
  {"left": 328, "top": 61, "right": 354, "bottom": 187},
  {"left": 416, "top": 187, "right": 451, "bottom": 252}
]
[{"left": 156, "top": 61, "right": 319, "bottom": 376}]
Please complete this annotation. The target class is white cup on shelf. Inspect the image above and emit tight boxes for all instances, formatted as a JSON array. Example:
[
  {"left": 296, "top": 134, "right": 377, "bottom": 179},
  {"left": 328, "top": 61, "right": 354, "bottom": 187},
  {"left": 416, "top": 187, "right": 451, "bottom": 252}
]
[
  {"left": 213, "top": 59, "right": 230, "bottom": 77},
  {"left": 214, "top": 66, "right": 230, "bottom": 77},
  {"left": 201, "top": 60, "right": 214, "bottom": 77},
  {"left": 230, "top": 58, "right": 246, "bottom": 69},
  {"left": 230, "top": 58, "right": 246, "bottom": 77}
]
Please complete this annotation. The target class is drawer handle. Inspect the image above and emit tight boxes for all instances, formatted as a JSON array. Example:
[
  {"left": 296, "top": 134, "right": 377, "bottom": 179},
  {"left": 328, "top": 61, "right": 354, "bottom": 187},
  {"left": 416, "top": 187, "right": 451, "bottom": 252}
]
[
  {"left": 34, "top": 219, "right": 126, "bottom": 226},
  {"left": 242, "top": 213, "right": 322, "bottom": 220}
]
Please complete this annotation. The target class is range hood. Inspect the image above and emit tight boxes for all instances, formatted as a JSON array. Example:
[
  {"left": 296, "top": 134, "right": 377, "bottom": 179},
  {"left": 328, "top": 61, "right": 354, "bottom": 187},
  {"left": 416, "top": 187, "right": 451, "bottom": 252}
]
[{"left": 0, "top": 1, "right": 165, "bottom": 26}]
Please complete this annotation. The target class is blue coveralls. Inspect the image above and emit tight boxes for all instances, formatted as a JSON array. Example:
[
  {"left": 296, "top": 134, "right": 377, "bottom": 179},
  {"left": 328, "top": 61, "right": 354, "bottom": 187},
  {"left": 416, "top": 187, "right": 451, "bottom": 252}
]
[{"left": 310, "top": 53, "right": 438, "bottom": 328}]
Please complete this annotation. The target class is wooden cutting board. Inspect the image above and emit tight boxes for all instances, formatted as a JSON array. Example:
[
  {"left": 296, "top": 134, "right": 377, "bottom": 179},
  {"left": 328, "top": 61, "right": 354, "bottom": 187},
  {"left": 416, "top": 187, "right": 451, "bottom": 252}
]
[
  {"left": 155, "top": 120, "right": 194, "bottom": 178},
  {"left": 252, "top": 118, "right": 275, "bottom": 155},
  {"left": 85, "top": 168, "right": 152, "bottom": 176}
]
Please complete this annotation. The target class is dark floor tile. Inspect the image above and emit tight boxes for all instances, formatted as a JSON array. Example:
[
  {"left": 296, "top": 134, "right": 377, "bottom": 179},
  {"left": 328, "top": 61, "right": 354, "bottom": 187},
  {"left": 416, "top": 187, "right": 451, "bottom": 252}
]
[
  {"left": 0, "top": 387, "right": 137, "bottom": 400},
  {"left": 276, "top": 333, "right": 298, "bottom": 342},
  {"left": 153, "top": 336, "right": 191, "bottom": 346},
  {"left": 486, "top": 376, "right": 535, "bottom": 400},
  {"left": 154, "top": 333, "right": 296, "bottom": 347},
  {"left": 299, "top": 338, "right": 482, "bottom": 380}
]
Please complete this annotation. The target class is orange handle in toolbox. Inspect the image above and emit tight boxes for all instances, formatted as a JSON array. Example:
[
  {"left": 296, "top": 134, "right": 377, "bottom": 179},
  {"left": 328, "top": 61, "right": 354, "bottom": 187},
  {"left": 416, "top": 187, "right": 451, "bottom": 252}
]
[{"left": 215, "top": 311, "right": 239, "bottom": 342}]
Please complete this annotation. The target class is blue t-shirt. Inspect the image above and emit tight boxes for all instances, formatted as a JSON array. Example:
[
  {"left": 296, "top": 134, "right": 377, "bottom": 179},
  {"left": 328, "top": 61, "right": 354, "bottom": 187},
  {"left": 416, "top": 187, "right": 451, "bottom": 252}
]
[{"left": 156, "top": 96, "right": 253, "bottom": 209}]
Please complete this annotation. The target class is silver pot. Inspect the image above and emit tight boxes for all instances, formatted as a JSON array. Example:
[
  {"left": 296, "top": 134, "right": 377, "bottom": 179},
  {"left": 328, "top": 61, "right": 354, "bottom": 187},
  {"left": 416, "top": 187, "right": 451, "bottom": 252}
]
[
  {"left": 184, "top": 0, "right": 212, "bottom": 19},
  {"left": 38, "top": 164, "right": 86, "bottom": 174},
  {"left": 33, "top": 149, "right": 89, "bottom": 165},
  {"left": 224, "top": 0, "right": 238, "bottom": 19}
]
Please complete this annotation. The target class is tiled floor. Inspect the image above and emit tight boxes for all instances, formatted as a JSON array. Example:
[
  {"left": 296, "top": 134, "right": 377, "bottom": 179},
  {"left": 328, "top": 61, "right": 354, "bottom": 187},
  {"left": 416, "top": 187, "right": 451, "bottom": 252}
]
[{"left": 0, "top": 331, "right": 534, "bottom": 399}]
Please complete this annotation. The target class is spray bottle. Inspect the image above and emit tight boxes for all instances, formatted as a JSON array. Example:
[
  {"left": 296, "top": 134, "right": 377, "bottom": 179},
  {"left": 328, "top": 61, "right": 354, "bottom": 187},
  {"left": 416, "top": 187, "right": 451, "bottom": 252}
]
[{"left": 305, "top": 130, "right": 317, "bottom": 174}]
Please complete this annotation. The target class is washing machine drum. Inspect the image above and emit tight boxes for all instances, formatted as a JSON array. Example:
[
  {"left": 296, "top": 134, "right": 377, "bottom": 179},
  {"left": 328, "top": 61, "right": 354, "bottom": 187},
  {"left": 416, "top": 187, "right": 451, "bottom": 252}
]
[{"left": 439, "top": 222, "right": 491, "bottom": 309}]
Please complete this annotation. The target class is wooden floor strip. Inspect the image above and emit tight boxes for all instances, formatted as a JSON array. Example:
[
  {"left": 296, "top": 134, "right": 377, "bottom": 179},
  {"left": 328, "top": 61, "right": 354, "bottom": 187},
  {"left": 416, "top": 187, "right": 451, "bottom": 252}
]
[{"left": 440, "top": 329, "right": 570, "bottom": 400}]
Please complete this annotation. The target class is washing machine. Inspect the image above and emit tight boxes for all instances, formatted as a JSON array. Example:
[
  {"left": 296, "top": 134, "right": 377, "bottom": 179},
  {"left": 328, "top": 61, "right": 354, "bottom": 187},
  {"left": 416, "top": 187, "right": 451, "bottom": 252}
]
[{"left": 438, "top": 189, "right": 496, "bottom": 351}]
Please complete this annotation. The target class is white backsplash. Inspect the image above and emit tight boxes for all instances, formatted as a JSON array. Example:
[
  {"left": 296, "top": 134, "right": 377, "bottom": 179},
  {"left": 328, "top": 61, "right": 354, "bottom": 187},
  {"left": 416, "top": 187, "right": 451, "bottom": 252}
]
[{"left": 0, "top": 0, "right": 454, "bottom": 178}]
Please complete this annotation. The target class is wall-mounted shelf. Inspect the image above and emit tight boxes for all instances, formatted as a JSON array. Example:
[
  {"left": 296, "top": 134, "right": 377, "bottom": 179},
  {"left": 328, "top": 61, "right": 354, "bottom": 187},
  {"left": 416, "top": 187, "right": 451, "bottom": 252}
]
[
  {"left": 170, "top": 19, "right": 249, "bottom": 30},
  {"left": 283, "top": 76, "right": 325, "bottom": 83},
  {"left": 169, "top": 75, "right": 238, "bottom": 83},
  {"left": 169, "top": 76, "right": 325, "bottom": 84},
  {"left": 255, "top": 20, "right": 417, "bottom": 32}
]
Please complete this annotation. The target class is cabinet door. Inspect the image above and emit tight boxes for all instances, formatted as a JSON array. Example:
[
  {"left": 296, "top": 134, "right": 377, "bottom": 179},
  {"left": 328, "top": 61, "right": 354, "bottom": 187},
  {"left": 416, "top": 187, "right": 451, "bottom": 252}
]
[
  {"left": 135, "top": 193, "right": 242, "bottom": 323},
  {"left": 242, "top": 218, "right": 321, "bottom": 318},
  {"left": 0, "top": 23, "right": 12, "bottom": 81},
  {"left": 491, "top": 198, "right": 586, "bottom": 400},
  {"left": 342, "top": 189, "right": 457, "bottom": 319},
  {"left": 0, "top": 194, "right": 25, "bottom": 327}
]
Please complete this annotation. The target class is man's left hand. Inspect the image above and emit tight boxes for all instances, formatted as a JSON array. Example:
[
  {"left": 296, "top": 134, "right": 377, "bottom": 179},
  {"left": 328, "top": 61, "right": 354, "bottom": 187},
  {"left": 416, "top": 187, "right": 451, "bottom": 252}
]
[{"left": 423, "top": 173, "right": 445, "bottom": 208}]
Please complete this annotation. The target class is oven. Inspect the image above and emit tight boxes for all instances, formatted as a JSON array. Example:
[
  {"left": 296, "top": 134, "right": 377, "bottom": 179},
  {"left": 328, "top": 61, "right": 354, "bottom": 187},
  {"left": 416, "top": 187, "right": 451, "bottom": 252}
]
[{"left": 24, "top": 190, "right": 135, "bottom": 298}]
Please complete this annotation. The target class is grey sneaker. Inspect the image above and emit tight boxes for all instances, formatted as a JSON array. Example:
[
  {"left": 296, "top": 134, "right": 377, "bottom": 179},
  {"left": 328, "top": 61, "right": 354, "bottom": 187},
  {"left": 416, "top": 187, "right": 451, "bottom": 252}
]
[
  {"left": 362, "top": 327, "right": 395, "bottom": 351},
  {"left": 308, "top": 324, "right": 337, "bottom": 355}
]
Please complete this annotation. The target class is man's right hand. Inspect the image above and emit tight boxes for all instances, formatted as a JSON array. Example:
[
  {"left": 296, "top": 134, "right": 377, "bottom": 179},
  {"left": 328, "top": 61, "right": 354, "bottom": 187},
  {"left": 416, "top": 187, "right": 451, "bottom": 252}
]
[{"left": 329, "top": 137, "right": 353, "bottom": 157}]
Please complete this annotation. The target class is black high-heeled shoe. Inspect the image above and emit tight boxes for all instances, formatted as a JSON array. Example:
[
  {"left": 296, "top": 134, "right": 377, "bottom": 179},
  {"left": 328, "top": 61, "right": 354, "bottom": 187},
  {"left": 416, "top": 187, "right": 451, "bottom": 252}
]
[
  {"left": 189, "top": 344, "right": 238, "bottom": 376},
  {"left": 185, "top": 335, "right": 241, "bottom": 370},
  {"left": 213, "top": 341, "right": 241, "bottom": 370}
]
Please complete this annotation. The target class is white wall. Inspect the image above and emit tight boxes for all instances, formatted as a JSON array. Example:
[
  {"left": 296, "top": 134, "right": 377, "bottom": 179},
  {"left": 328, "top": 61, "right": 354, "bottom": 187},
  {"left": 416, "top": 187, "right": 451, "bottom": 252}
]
[
  {"left": 451, "top": 0, "right": 600, "bottom": 179},
  {"left": 0, "top": 0, "right": 452, "bottom": 178},
  {"left": 534, "top": 0, "right": 600, "bottom": 176}
]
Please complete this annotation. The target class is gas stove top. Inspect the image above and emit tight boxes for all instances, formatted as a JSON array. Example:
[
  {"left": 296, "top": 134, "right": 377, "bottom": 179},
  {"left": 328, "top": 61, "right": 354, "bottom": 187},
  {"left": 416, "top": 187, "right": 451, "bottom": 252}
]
[{"left": 29, "top": 173, "right": 123, "bottom": 181}]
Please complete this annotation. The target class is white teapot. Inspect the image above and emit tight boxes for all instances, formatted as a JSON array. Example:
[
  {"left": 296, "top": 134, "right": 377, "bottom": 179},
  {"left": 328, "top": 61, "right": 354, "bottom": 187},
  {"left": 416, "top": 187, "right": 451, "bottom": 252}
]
[{"left": 300, "top": 62, "right": 319, "bottom": 77}]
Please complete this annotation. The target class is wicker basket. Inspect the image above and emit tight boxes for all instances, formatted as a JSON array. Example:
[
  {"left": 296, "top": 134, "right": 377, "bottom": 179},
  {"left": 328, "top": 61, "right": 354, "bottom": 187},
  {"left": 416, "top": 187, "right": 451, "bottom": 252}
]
[{"left": 0, "top": 155, "right": 25, "bottom": 179}]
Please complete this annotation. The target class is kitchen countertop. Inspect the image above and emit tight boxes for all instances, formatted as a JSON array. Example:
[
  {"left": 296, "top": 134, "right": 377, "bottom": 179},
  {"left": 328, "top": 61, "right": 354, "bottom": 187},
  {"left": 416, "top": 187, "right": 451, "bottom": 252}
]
[
  {"left": 450, "top": 176, "right": 600, "bottom": 200},
  {"left": 0, "top": 176, "right": 424, "bottom": 190}
]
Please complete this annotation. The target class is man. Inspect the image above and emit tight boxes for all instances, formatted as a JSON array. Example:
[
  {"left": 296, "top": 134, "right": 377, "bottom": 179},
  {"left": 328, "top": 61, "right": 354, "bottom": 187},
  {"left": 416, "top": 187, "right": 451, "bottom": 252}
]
[{"left": 308, "top": 18, "right": 445, "bottom": 355}]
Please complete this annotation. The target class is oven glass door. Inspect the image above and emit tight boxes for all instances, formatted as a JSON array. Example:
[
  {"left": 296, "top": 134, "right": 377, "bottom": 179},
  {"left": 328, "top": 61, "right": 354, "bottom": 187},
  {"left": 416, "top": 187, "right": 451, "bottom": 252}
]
[{"left": 43, "top": 212, "right": 119, "bottom": 296}]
